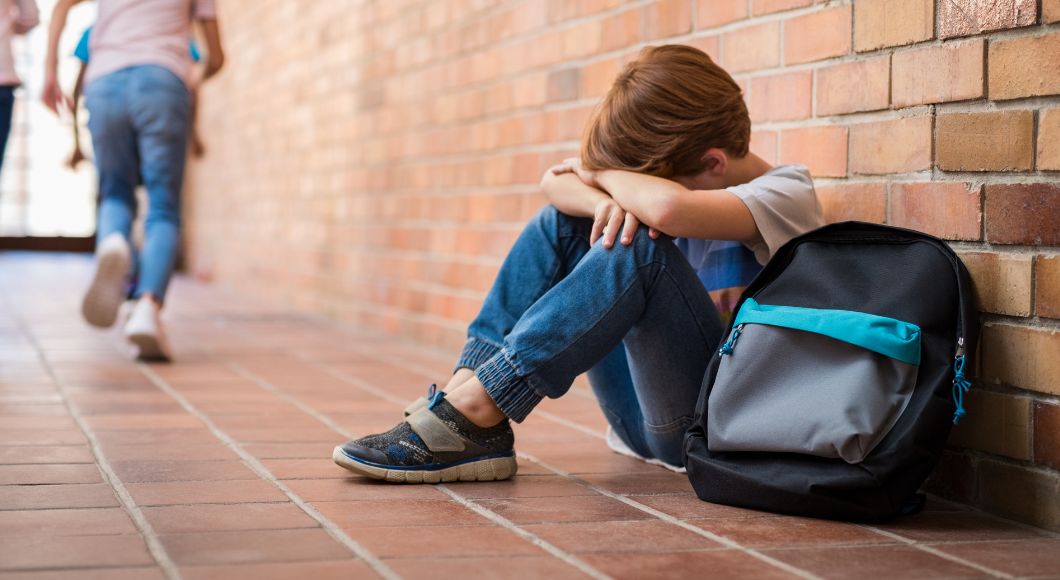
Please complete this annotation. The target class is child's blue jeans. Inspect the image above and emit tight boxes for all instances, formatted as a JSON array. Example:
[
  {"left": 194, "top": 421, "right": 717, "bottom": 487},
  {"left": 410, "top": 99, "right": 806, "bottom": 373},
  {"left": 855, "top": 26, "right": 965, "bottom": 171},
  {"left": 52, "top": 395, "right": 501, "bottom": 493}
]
[
  {"left": 456, "top": 205, "right": 724, "bottom": 466},
  {"left": 85, "top": 65, "right": 191, "bottom": 303}
]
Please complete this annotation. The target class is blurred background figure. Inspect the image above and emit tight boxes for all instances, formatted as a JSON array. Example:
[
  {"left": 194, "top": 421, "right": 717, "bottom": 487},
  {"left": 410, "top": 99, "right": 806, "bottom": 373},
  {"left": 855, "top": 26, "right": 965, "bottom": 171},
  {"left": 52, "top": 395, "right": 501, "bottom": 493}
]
[
  {"left": 0, "top": 0, "right": 38, "bottom": 177},
  {"left": 41, "top": 0, "right": 223, "bottom": 361},
  {"left": 66, "top": 21, "right": 206, "bottom": 169}
]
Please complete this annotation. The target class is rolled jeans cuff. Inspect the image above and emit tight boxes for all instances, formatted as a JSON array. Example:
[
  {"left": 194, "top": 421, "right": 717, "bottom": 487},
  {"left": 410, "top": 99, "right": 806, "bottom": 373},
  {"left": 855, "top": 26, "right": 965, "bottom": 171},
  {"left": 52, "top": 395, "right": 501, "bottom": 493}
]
[
  {"left": 475, "top": 351, "right": 543, "bottom": 423},
  {"left": 454, "top": 338, "right": 501, "bottom": 374}
]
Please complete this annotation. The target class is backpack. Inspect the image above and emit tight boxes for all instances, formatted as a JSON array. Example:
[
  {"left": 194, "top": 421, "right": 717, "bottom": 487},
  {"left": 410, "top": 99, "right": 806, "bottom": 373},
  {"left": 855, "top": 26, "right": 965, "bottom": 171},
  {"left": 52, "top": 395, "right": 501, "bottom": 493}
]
[{"left": 683, "top": 221, "right": 978, "bottom": 522}]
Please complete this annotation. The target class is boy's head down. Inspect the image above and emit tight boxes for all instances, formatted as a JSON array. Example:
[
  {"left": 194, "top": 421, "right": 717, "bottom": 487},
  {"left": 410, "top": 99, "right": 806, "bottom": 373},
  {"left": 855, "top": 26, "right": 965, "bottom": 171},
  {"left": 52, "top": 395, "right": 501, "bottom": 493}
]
[{"left": 582, "top": 44, "right": 750, "bottom": 179}]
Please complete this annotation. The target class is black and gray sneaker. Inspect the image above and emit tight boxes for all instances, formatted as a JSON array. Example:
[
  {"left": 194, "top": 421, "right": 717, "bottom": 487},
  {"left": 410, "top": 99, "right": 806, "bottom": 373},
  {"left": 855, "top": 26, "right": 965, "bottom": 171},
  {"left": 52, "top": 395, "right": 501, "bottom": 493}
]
[{"left": 333, "top": 387, "right": 517, "bottom": 483}]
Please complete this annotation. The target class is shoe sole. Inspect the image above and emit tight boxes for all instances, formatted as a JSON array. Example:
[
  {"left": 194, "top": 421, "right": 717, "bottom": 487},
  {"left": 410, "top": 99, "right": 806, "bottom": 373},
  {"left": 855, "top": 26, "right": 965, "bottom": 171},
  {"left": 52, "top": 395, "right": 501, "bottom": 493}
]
[
  {"left": 81, "top": 246, "right": 130, "bottom": 328},
  {"left": 332, "top": 446, "right": 518, "bottom": 483},
  {"left": 127, "top": 332, "right": 171, "bottom": 362}
]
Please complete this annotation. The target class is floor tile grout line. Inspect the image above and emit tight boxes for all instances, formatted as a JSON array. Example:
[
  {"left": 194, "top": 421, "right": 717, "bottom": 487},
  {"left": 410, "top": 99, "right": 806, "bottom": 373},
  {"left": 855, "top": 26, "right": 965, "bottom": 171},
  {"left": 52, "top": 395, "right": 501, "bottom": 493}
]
[
  {"left": 342, "top": 346, "right": 825, "bottom": 576},
  {"left": 517, "top": 452, "right": 822, "bottom": 580},
  {"left": 135, "top": 364, "right": 401, "bottom": 580},
  {"left": 435, "top": 484, "right": 610, "bottom": 580},
  {"left": 0, "top": 298, "right": 182, "bottom": 580},
  {"left": 227, "top": 356, "right": 613, "bottom": 580},
  {"left": 350, "top": 341, "right": 1042, "bottom": 577},
  {"left": 855, "top": 525, "right": 1014, "bottom": 579}
]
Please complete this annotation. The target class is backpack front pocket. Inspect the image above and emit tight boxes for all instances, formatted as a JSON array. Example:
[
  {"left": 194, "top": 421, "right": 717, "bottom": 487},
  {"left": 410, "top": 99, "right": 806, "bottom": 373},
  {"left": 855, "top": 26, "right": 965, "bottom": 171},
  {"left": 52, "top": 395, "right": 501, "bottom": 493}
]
[{"left": 707, "top": 298, "right": 921, "bottom": 464}]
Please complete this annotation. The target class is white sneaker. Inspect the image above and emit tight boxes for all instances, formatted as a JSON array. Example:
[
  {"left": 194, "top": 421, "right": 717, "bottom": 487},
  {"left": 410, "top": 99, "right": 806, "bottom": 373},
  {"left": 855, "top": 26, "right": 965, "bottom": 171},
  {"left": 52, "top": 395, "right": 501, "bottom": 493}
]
[
  {"left": 82, "top": 233, "right": 131, "bottom": 328},
  {"left": 605, "top": 426, "right": 687, "bottom": 474},
  {"left": 124, "top": 297, "right": 173, "bottom": 362}
]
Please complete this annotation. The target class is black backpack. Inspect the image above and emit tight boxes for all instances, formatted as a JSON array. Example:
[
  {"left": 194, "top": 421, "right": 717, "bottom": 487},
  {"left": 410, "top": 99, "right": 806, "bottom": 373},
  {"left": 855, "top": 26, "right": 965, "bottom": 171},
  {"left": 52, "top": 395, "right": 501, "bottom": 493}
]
[{"left": 683, "top": 222, "right": 978, "bottom": 521}]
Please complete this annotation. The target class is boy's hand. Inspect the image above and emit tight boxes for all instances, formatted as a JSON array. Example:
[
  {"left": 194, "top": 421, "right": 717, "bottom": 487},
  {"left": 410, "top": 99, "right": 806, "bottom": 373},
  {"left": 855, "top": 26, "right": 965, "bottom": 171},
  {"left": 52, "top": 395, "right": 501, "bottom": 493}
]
[
  {"left": 41, "top": 74, "right": 71, "bottom": 115},
  {"left": 551, "top": 157, "right": 599, "bottom": 188},
  {"left": 591, "top": 198, "right": 659, "bottom": 247},
  {"left": 67, "top": 146, "right": 85, "bottom": 169}
]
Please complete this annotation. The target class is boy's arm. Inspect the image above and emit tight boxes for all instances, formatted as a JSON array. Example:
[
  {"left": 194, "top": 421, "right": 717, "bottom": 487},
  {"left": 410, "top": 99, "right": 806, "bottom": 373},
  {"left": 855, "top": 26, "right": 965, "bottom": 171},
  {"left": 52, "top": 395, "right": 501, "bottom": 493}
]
[
  {"left": 595, "top": 170, "right": 759, "bottom": 242},
  {"left": 42, "top": 0, "right": 85, "bottom": 114},
  {"left": 193, "top": 18, "right": 224, "bottom": 86},
  {"left": 540, "top": 168, "right": 650, "bottom": 248},
  {"left": 68, "top": 62, "right": 86, "bottom": 168}
]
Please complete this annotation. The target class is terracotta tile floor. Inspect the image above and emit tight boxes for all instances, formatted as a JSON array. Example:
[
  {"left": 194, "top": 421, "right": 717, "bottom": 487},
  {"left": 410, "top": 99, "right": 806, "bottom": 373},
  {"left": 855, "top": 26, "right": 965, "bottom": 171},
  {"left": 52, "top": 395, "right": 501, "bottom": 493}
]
[{"left": 1, "top": 252, "right": 1058, "bottom": 580}]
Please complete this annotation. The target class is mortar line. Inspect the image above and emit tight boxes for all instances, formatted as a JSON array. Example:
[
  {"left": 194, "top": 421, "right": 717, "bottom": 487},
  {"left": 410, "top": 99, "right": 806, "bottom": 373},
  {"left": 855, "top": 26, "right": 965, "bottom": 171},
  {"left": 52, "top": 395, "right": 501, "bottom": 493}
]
[
  {"left": 856, "top": 525, "right": 1013, "bottom": 578},
  {"left": 223, "top": 357, "right": 612, "bottom": 580},
  {"left": 0, "top": 297, "right": 182, "bottom": 580},
  {"left": 345, "top": 338, "right": 1033, "bottom": 579},
  {"left": 517, "top": 452, "right": 820, "bottom": 580},
  {"left": 305, "top": 346, "right": 826, "bottom": 580},
  {"left": 134, "top": 364, "right": 401, "bottom": 580}
]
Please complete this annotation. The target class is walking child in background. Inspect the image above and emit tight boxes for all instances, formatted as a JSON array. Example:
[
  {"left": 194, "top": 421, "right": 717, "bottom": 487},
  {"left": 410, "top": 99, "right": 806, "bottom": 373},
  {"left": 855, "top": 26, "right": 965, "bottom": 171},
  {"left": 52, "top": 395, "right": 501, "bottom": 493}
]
[
  {"left": 333, "top": 45, "right": 824, "bottom": 482},
  {"left": 0, "top": 0, "right": 38, "bottom": 177},
  {"left": 67, "top": 24, "right": 206, "bottom": 168},
  {"left": 43, "top": 0, "right": 224, "bottom": 361}
]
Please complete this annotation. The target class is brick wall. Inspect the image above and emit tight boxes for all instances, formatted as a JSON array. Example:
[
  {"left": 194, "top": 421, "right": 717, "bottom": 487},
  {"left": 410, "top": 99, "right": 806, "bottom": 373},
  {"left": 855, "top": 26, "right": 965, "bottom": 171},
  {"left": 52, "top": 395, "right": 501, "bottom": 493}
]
[{"left": 186, "top": 0, "right": 1060, "bottom": 528}]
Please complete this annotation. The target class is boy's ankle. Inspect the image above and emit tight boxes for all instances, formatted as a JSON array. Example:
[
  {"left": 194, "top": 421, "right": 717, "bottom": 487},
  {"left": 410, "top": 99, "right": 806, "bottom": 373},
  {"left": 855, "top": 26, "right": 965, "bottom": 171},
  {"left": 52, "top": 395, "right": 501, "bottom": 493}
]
[{"left": 446, "top": 383, "right": 507, "bottom": 428}]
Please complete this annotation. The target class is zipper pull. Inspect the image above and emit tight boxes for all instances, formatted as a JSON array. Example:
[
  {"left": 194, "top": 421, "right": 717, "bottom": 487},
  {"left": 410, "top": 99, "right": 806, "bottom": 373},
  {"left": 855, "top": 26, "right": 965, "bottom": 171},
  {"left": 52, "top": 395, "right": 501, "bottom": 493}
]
[
  {"left": 719, "top": 324, "right": 744, "bottom": 356},
  {"left": 951, "top": 341, "right": 971, "bottom": 424}
]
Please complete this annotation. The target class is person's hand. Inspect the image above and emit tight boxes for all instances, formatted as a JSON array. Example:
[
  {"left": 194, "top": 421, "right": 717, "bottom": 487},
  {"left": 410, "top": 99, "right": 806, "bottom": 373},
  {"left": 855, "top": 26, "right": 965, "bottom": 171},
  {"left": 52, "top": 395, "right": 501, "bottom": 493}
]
[
  {"left": 592, "top": 197, "right": 646, "bottom": 248},
  {"left": 190, "top": 132, "right": 205, "bottom": 158},
  {"left": 551, "top": 157, "right": 599, "bottom": 188},
  {"left": 41, "top": 74, "right": 71, "bottom": 115},
  {"left": 67, "top": 146, "right": 85, "bottom": 169}
]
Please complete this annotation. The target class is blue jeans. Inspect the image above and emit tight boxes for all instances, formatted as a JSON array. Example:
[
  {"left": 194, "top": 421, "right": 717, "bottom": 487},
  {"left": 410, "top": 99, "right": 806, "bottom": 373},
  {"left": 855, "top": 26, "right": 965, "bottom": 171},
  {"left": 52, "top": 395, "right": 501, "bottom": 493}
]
[
  {"left": 456, "top": 205, "right": 724, "bottom": 466},
  {"left": 0, "top": 85, "right": 15, "bottom": 177},
  {"left": 85, "top": 65, "right": 191, "bottom": 303}
]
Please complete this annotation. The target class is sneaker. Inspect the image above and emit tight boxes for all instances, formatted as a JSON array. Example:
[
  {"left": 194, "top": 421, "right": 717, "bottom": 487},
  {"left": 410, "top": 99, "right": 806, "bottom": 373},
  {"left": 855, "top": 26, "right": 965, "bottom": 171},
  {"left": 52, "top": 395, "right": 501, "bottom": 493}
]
[
  {"left": 333, "top": 389, "right": 517, "bottom": 483},
  {"left": 605, "top": 426, "right": 686, "bottom": 473},
  {"left": 124, "top": 297, "right": 173, "bottom": 362},
  {"left": 81, "top": 233, "right": 131, "bottom": 328}
]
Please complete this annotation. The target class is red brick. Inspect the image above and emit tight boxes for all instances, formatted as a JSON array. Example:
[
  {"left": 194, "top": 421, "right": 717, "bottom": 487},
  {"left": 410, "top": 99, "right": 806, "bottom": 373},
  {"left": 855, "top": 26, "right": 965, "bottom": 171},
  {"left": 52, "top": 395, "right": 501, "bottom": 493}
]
[
  {"left": 815, "top": 183, "right": 886, "bottom": 224},
  {"left": 1047, "top": 0, "right": 1060, "bottom": 22},
  {"left": 778, "top": 125, "right": 848, "bottom": 178},
  {"left": 854, "top": 0, "right": 933, "bottom": 51},
  {"left": 723, "top": 22, "right": 780, "bottom": 73},
  {"left": 989, "top": 32, "right": 1060, "bottom": 100},
  {"left": 602, "top": 8, "right": 640, "bottom": 51},
  {"left": 644, "top": 0, "right": 692, "bottom": 40},
  {"left": 1035, "top": 255, "right": 1060, "bottom": 319},
  {"left": 816, "top": 56, "right": 890, "bottom": 116},
  {"left": 936, "top": 111, "right": 1033, "bottom": 172},
  {"left": 849, "top": 116, "right": 932, "bottom": 174},
  {"left": 696, "top": 0, "right": 747, "bottom": 28},
  {"left": 950, "top": 391, "right": 1032, "bottom": 460},
  {"left": 959, "top": 251, "right": 1033, "bottom": 316},
  {"left": 892, "top": 40, "right": 984, "bottom": 107},
  {"left": 143, "top": 503, "right": 317, "bottom": 533},
  {"left": 1038, "top": 107, "right": 1060, "bottom": 171},
  {"left": 750, "top": 130, "right": 777, "bottom": 164},
  {"left": 978, "top": 459, "right": 1060, "bottom": 531},
  {"left": 685, "top": 35, "right": 721, "bottom": 62},
  {"left": 939, "top": 0, "right": 1036, "bottom": 38},
  {"left": 546, "top": 68, "right": 579, "bottom": 102},
  {"left": 752, "top": 0, "right": 813, "bottom": 15},
  {"left": 981, "top": 323, "right": 1060, "bottom": 396},
  {"left": 890, "top": 182, "right": 982, "bottom": 240},
  {"left": 749, "top": 71, "right": 812, "bottom": 122},
  {"left": 580, "top": 57, "right": 621, "bottom": 98},
  {"left": 783, "top": 5, "right": 852, "bottom": 64},
  {"left": 984, "top": 183, "right": 1060, "bottom": 245},
  {"left": 1034, "top": 402, "right": 1060, "bottom": 470}
]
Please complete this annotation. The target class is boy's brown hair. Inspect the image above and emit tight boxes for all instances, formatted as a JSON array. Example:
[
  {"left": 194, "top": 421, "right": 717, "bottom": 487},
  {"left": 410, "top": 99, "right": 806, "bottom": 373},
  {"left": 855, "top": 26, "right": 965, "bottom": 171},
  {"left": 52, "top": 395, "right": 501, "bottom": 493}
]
[{"left": 581, "top": 44, "right": 750, "bottom": 179}]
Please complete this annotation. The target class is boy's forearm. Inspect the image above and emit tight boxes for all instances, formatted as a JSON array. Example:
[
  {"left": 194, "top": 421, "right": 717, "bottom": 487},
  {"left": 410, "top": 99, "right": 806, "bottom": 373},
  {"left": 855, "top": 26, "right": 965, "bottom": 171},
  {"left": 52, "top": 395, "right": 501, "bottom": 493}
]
[
  {"left": 45, "top": 0, "right": 79, "bottom": 79},
  {"left": 595, "top": 170, "right": 684, "bottom": 229},
  {"left": 541, "top": 171, "right": 610, "bottom": 218}
]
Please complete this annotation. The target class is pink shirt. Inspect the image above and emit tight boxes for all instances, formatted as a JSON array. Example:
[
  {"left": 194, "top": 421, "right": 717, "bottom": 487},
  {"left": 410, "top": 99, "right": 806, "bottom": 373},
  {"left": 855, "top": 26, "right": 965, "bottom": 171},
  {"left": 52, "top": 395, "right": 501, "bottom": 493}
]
[
  {"left": 85, "top": 0, "right": 216, "bottom": 87},
  {"left": 0, "top": 0, "right": 39, "bottom": 86}
]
